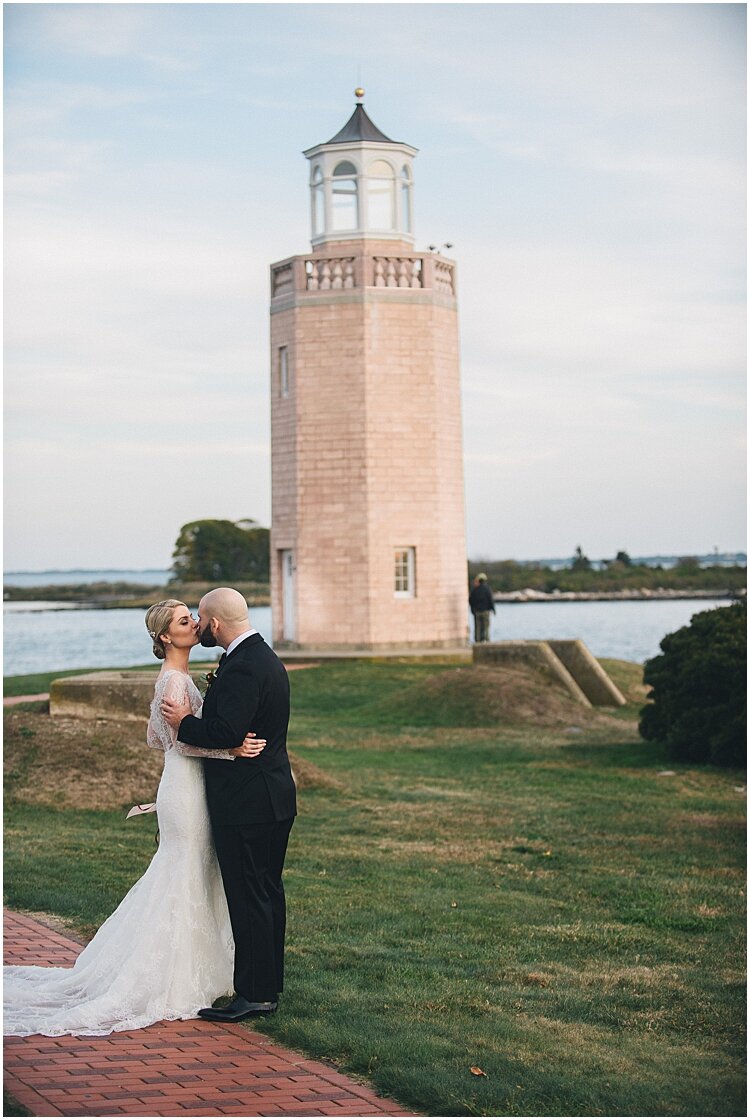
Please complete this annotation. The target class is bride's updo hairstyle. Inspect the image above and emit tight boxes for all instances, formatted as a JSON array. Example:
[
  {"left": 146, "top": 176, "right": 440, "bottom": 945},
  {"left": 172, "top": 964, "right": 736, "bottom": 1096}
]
[{"left": 145, "top": 600, "right": 185, "bottom": 660}]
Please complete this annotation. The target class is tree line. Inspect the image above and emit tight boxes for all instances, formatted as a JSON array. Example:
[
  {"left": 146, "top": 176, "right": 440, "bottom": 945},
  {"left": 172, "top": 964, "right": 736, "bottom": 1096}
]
[
  {"left": 166, "top": 523, "right": 745, "bottom": 594},
  {"left": 468, "top": 548, "right": 746, "bottom": 594}
]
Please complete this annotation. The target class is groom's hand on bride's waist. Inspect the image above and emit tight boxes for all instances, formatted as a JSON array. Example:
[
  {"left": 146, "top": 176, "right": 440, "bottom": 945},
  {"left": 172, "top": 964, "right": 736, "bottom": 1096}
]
[{"left": 161, "top": 696, "right": 192, "bottom": 728}]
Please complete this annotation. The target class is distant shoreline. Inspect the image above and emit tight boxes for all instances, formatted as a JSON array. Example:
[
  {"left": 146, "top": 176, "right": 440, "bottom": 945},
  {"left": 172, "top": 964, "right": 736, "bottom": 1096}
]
[
  {"left": 3, "top": 587, "right": 742, "bottom": 611},
  {"left": 3, "top": 580, "right": 271, "bottom": 610},
  {"left": 3, "top": 569, "right": 745, "bottom": 611},
  {"left": 493, "top": 588, "right": 744, "bottom": 603}
]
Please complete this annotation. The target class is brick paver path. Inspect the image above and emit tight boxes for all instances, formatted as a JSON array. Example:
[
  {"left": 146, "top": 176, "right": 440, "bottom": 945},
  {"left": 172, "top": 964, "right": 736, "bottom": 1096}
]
[{"left": 4, "top": 911, "right": 417, "bottom": 1117}]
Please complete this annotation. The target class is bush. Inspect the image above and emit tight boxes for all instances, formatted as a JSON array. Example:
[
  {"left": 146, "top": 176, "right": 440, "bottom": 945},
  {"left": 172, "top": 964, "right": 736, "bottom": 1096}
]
[{"left": 639, "top": 600, "right": 746, "bottom": 766}]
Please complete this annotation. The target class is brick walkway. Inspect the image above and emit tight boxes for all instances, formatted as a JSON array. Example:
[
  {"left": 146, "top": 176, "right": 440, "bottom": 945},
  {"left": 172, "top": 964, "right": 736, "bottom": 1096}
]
[{"left": 4, "top": 911, "right": 417, "bottom": 1117}]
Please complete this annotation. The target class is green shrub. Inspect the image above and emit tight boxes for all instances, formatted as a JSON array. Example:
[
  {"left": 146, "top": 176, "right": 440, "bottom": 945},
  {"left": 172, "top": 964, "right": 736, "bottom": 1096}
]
[{"left": 639, "top": 600, "right": 746, "bottom": 766}]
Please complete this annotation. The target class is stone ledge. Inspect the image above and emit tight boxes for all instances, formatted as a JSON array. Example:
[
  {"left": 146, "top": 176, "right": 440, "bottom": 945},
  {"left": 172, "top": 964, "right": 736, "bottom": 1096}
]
[{"left": 51, "top": 670, "right": 168, "bottom": 722}]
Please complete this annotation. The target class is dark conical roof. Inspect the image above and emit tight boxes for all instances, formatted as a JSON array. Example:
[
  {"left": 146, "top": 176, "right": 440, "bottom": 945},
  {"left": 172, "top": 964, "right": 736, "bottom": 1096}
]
[{"left": 326, "top": 103, "right": 395, "bottom": 145}]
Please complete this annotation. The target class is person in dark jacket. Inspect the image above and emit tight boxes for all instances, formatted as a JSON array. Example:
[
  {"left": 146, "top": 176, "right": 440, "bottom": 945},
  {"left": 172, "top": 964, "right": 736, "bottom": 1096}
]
[
  {"left": 469, "top": 572, "right": 495, "bottom": 643},
  {"left": 162, "top": 587, "right": 296, "bottom": 1023}
]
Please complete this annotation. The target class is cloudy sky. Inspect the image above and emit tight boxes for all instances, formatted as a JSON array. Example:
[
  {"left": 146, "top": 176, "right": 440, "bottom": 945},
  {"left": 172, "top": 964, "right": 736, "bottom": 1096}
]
[{"left": 4, "top": 1, "right": 746, "bottom": 570}]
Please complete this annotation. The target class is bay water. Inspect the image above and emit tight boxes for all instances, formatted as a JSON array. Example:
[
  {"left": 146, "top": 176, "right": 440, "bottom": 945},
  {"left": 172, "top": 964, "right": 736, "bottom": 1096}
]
[
  {"left": 4, "top": 570, "right": 170, "bottom": 588},
  {"left": 2, "top": 594, "right": 734, "bottom": 678}
]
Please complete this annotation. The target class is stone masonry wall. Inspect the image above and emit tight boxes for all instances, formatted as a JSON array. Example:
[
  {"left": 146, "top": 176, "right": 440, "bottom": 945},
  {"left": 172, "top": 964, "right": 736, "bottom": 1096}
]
[{"left": 270, "top": 251, "right": 467, "bottom": 649}]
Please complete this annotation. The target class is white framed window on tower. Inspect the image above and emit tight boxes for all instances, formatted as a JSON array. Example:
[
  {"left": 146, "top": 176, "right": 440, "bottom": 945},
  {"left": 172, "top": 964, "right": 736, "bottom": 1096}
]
[
  {"left": 394, "top": 547, "right": 416, "bottom": 598},
  {"left": 331, "top": 160, "right": 359, "bottom": 231},
  {"left": 279, "top": 346, "right": 290, "bottom": 397}
]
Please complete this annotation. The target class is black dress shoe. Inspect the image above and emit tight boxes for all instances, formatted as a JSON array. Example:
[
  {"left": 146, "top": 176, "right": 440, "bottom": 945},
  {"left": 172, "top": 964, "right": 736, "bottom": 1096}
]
[{"left": 198, "top": 996, "right": 277, "bottom": 1022}]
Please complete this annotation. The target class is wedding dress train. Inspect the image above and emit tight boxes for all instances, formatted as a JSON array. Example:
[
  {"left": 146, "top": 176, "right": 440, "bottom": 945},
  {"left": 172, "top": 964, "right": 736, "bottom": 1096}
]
[{"left": 3, "top": 670, "right": 235, "bottom": 1037}]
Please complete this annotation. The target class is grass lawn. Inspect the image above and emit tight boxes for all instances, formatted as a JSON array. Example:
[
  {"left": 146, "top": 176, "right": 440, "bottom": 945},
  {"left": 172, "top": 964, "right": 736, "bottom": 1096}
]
[{"left": 3, "top": 658, "right": 746, "bottom": 1116}]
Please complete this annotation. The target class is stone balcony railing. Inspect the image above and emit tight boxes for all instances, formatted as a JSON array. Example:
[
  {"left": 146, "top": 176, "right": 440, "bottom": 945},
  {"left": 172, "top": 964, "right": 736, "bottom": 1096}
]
[
  {"left": 271, "top": 253, "right": 456, "bottom": 300},
  {"left": 306, "top": 257, "right": 356, "bottom": 290}
]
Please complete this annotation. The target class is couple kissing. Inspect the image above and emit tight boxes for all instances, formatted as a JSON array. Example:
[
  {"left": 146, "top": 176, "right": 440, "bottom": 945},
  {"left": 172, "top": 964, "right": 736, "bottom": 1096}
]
[{"left": 4, "top": 588, "right": 296, "bottom": 1037}]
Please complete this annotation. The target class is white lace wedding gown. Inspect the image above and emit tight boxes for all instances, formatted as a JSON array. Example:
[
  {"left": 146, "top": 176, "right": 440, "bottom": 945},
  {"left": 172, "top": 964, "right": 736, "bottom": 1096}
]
[{"left": 3, "top": 670, "right": 235, "bottom": 1037}]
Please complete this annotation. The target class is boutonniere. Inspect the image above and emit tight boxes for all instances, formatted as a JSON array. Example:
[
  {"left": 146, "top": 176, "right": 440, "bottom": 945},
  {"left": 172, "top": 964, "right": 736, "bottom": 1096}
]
[{"left": 201, "top": 670, "right": 217, "bottom": 695}]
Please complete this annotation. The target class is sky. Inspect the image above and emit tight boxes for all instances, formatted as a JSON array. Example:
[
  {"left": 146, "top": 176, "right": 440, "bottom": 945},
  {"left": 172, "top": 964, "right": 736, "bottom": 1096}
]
[{"left": 4, "top": 1, "right": 746, "bottom": 570}]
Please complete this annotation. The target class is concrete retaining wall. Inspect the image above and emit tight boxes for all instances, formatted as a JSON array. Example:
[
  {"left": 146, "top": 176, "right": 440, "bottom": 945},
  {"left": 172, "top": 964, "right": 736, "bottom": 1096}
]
[
  {"left": 50, "top": 671, "right": 195, "bottom": 722},
  {"left": 473, "top": 640, "right": 625, "bottom": 707},
  {"left": 473, "top": 640, "right": 592, "bottom": 707},
  {"left": 547, "top": 640, "right": 626, "bottom": 707}
]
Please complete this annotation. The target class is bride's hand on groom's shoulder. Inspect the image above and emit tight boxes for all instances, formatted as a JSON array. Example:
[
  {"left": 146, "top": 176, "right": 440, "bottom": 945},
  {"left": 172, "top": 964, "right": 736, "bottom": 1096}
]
[{"left": 230, "top": 731, "right": 266, "bottom": 759}]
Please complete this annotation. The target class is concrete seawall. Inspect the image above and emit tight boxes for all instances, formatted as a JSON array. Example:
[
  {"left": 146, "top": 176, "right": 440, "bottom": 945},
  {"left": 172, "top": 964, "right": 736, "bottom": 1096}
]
[{"left": 473, "top": 640, "right": 626, "bottom": 707}]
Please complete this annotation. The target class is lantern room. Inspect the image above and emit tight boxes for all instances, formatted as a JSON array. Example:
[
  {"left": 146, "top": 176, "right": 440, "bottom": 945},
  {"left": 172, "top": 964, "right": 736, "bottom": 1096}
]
[{"left": 303, "top": 89, "right": 417, "bottom": 248}]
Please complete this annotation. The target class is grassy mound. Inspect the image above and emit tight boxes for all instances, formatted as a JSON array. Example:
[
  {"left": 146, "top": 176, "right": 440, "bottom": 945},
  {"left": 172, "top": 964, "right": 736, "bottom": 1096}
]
[
  {"left": 3, "top": 709, "right": 334, "bottom": 810},
  {"left": 362, "top": 664, "right": 597, "bottom": 727}
]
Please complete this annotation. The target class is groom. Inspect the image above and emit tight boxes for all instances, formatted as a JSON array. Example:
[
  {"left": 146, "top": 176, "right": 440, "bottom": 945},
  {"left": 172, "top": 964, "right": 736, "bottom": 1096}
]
[{"left": 162, "top": 586, "right": 297, "bottom": 1022}]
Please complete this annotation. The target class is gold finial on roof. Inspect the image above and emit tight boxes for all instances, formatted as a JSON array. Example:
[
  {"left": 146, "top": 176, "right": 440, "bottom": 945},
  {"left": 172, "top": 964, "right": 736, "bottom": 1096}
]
[{"left": 354, "top": 87, "right": 365, "bottom": 101}]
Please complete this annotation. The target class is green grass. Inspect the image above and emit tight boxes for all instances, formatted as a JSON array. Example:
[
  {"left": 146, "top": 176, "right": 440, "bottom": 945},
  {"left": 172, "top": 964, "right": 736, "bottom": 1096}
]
[
  {"left": 2, "top": 1090, "right": 31, "bottom": 1117},
  {"left": 4, "top": 660, "right": 746, "bottom": 1116}
]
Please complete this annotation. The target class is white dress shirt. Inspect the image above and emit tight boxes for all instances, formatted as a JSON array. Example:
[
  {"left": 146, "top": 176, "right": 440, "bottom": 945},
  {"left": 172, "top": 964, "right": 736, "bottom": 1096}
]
[{"left": 226, "top": 629, "right": 258, "bottom": 657}]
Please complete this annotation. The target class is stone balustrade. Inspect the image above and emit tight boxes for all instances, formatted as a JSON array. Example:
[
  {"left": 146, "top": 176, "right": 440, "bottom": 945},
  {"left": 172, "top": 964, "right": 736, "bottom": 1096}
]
[
  {"left": 372, "top": 257, "right": 422, "bottom": 289},
  {"left": 434, "top": 259, "right": 455, "bottom": 296},
  {"left": 271, "top": 261, "right": 295, "bottom": 299},
  {"left": 271, "top": 253, "right": 456, "bottom": 300},
  {"left": 305, "top": 257, "right": 356, "bottom": 291}
]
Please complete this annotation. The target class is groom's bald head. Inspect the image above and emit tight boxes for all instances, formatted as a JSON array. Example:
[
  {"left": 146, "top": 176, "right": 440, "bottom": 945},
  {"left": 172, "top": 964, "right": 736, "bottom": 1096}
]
[
  {"left": 197, "top": 587, "right": 251, "bottom": 649},
  {"left": 200, "top": 587, "right": 249, "bottom": 626}
]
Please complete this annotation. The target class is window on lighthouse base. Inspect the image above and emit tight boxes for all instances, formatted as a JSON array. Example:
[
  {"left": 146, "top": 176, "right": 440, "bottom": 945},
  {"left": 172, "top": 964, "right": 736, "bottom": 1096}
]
[{"left": 394, "top": 548, "right": 416, "bottom": 598}]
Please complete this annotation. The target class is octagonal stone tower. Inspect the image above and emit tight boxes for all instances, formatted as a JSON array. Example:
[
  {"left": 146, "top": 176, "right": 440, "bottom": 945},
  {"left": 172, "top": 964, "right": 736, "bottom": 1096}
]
[{"left": 270, "top": 92, "right": 467, "bottom": 650}]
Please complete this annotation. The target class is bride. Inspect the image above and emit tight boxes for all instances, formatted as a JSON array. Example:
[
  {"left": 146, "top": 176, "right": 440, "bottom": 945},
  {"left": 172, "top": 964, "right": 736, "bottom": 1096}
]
[{"left": 3, "top": 599, "right": 263, "bottom": 1037}]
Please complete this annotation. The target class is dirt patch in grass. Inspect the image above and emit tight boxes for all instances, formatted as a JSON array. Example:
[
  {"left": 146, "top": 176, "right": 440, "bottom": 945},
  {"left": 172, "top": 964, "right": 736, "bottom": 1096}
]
[
  {"left": 4, "top": 709, "right": 336, "bottom": 809},
  {"left": 22, "top": 910, "right": 86, "bottom": 943},
  {"left": 291, "top": 756, "right": 344, "bottom": 791},
  {"left": 4, "top": 710, "right": 161, "bottom": 809}
]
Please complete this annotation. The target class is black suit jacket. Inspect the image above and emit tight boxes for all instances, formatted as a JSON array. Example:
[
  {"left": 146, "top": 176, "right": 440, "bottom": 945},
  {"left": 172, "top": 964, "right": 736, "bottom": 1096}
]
[{"left": 177, "top": 634, "right": 297, "bottom": 827}]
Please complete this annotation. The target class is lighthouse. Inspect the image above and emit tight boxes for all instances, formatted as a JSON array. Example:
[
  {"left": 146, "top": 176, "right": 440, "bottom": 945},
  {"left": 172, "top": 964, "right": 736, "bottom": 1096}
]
[{"left": 269, "top": 91, "right": 467, "bottom": 650}]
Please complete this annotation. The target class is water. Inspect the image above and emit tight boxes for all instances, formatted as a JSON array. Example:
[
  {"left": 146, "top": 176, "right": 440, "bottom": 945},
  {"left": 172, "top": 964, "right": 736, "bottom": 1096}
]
[
  {"left": 2, "top": 598, "right": 734, "bottom": 678},
  {"left": 3, "top": 606, "right": 273, "bottom": 678},
  {"left": 3, "top": 570, "right": 170, "bottom": 588},
  {"left": 481, "top": 599, "right": 733, "bottom": 663}
]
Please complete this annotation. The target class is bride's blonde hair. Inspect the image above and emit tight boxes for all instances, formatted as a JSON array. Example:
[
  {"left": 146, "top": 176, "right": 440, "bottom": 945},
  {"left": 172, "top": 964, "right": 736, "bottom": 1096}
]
[{"left": 145, "top": 600, "right": 185, "bottom": 660}]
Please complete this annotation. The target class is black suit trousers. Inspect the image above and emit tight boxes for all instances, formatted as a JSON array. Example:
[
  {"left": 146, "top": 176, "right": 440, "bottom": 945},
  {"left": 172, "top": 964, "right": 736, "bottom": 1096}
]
[{"left": 211, "top": 816, "right": 294, "bottom": 1002}]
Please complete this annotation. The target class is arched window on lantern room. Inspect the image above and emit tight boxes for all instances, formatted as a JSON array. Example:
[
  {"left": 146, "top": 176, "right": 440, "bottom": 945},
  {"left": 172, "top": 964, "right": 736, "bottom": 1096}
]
[
  {"left": 401, "top": 165, "right": 413, "bottom": 235},
  {"left": 367, "top": 160, "right": 395, "bottom": 230},
  {"left": 311, "top": 166, "right": 325, "bottom": 236},
  {"left": 331, "top": 161, "right": 358, "bottom": 231}
]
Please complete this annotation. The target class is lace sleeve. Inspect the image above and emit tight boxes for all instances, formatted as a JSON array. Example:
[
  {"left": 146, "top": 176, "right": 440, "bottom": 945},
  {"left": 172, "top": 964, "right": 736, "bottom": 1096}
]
[{"left": 159, "top": 673, "right": 236, "bottom": 761}]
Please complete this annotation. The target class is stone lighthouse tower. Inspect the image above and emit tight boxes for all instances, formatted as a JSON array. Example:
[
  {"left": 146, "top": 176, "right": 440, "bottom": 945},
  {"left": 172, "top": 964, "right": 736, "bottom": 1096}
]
[{"left": 270, "top": 92, "right": 467, "bottom": 650}]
